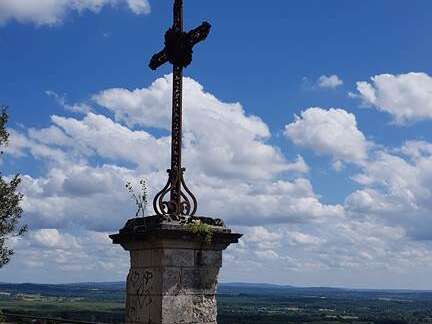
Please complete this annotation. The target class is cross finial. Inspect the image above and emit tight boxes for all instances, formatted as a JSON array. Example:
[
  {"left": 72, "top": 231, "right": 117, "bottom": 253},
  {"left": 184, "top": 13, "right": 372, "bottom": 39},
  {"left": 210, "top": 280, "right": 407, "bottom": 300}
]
[
  {"left": 149, "top": 0, "right": 211, "bottom": 221},
  {"left": 149, "top": 2, "right": 211, "bottom": 70}
]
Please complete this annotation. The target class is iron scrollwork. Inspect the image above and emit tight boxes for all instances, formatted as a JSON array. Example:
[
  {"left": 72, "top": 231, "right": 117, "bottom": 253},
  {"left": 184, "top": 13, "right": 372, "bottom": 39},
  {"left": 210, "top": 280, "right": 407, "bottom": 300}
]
[{"left": 153, "top": 168, "right": 197, "bottom": 220}]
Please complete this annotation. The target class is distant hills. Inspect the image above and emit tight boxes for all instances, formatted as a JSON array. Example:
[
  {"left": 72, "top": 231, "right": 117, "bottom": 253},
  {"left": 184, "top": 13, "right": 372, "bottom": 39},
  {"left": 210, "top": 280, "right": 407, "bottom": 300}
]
[
  {"left": 221, "top": 282, "right": 295, "bottom": 289},
  {"left": 1, "top": 281, "right": 431, "bottom": 292},
  {"left": 1, "top": 282, "right": 431, "bottom": 300}
]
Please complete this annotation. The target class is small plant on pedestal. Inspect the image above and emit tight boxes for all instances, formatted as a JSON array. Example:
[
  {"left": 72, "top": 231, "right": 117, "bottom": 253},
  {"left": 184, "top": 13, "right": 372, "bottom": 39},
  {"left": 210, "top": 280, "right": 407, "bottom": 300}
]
[
  {"left": 186, "top": 218, "right": 214, "bottom": 244},
  {"left": 125, "top": 179, "right": 148, "bottom": 218}
]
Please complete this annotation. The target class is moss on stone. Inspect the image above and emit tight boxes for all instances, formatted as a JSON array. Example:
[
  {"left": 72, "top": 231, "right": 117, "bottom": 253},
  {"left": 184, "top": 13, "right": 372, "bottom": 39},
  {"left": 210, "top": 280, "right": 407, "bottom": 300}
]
[{"left": 185, "top": 220, "right": 214, "bottom": 244}]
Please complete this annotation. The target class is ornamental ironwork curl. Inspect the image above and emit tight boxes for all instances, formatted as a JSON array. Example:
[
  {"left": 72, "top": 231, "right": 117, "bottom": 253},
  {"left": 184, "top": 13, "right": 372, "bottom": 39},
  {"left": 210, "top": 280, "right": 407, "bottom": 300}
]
[{"left": 153, "top": 168, "right": 197, "bottom": 220}]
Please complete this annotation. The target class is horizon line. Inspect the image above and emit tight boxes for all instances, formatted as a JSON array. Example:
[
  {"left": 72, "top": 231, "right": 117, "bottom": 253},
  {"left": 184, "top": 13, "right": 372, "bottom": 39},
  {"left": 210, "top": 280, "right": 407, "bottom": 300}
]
[{"left": 1, "top": 281, "right": 431, "bottom": 292}]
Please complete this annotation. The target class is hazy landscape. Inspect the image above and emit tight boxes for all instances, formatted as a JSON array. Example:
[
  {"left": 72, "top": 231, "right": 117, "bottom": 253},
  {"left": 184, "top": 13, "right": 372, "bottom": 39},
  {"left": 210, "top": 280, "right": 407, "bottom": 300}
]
[{"left": 1, "top": 282, "right": 432, "bottom": 323}]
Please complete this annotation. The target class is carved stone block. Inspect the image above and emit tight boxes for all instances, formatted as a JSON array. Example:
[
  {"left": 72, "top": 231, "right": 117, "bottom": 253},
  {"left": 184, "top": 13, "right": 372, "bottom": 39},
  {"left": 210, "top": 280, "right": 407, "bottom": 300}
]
[
  {"left": 130, "top": 249, "right": 152, "bottom": 268},
  {"left": 195, "top": 250, "right": 222, "bottom": 268},
  {"left": 182, "top": 267, "right": 219, "bottom": 295},
  {"left": 161, "top": 267, "right": 182, "bottom": 295},
  {"left": 155, "top": 248, "right": 195, "bottom": 267},
  {"left": 127, "top": 267, "right": 161, "bottom": 296}
]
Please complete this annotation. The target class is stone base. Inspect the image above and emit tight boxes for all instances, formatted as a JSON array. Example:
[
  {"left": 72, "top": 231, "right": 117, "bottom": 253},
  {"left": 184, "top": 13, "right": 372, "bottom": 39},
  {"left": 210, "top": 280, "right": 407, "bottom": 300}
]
[{"left": 110, "top": 216, "right": 242, "bottom": 324}]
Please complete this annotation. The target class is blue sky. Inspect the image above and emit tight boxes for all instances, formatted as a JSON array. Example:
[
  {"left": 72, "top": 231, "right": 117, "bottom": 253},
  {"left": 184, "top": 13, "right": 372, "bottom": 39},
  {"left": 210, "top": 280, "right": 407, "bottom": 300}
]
[{"left": 1, "top": 0, "right": 432, "bottom": 289}]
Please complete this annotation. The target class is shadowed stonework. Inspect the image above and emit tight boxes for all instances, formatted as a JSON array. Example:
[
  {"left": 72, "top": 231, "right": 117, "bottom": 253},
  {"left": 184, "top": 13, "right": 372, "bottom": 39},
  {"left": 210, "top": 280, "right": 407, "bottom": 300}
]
[{"left": 111, "top": 217, "right": 241, "bottom": 323}]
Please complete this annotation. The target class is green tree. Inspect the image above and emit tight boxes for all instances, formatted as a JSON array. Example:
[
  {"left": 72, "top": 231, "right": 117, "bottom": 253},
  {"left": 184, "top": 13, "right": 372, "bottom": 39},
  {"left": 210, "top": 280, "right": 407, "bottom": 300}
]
[{"left": 0, "top": 106, "right": 26, "bottom": 267}]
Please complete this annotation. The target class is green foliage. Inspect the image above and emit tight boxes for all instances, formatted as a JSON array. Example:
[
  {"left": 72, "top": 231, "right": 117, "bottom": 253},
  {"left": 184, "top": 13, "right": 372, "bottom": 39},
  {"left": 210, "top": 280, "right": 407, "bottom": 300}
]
[
  {"left": 125, "top": 179, "right": 148, "bottom": 218},
  {"left": 0, "top": 109, "right": 9, "bottom": 152},
  {"left": 185, "top": 219, "right": 214, "bottom": 244},
  {"left": 0, "top": 106, "right": 27, "bottom": 268}
]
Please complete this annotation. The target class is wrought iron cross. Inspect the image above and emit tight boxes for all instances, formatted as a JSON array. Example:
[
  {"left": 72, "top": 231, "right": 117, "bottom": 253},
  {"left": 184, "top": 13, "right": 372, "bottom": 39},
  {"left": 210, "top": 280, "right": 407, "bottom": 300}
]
[{"left": 149, "top": 0, "right": 211, "bottom": 220}]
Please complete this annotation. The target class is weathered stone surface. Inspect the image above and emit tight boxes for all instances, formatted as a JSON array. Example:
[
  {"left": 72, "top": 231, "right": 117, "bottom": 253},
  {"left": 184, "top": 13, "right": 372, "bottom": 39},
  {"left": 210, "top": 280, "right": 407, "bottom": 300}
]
[
  {"left": 111, "top": 219, "right": 242, "bottom": 324},
  {"left": 195, "top": 250, "right": 222, "bottom": 268},
  {"left": 148, "top": 295, "right": 162, "bottom": 323},
  {"left": 130, "top": 249, "right": 152, "bottom": 268},
  {"left": 153, "top": 248, "right": 195, "bottom": 267},
  {"left": 161, "top": 295, "right": 194, "bottom": 323},
  {"left": 126, "top": 295, "right": 151, "bottom": 323},
  {"left": 192, "top": 295, "right": 217, "bottom": 323},
  {"left": 127, "top": 267, "right": 161, "bottom": 296},
  {"left": 160, "top": 294, "right": 217, "bottom": 323},
  {"left": 182, "top": 267, "right": 219, "bottom": 295},
  {"left": 161, "top": 267, "right": 182, "bottom": 295}
]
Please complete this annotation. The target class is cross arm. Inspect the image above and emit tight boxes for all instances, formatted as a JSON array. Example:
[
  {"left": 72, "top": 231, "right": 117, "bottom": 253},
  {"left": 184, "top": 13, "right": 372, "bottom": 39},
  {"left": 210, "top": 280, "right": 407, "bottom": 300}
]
[
  {"left": 187, "top": 21, "right": 211, "bottom": 47},
  {"left": 149, "top": 48, "right": 168, "bottom": 70},
  {"left": 149, "top": 22, "right": 211, "bottom": 70}
]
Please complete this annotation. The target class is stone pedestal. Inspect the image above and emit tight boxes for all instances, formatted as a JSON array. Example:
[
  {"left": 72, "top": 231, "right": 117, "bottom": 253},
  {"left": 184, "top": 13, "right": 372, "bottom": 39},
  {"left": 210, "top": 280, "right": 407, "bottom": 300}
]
[{"left": 110, "top": 216, "right": 242, "bottom": 324}]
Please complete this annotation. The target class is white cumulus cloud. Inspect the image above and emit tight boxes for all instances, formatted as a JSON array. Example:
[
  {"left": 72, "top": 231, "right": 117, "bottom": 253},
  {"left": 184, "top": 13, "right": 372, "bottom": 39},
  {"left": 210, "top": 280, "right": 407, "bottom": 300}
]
[
  {"left": 346, "top": 140, "right": 432, "bottom": 241},
  {"left": 0, "top": 0, "right": 150, "bottom": 26},
  {"left": 284, "top": 107, "right": 369, "bottom": 163},
  {"left": 351, "top": 72, "right": 432, "bottom": 125},
  {"left": 317, "top": 74, "right": 343, "bottom": 89},
  {"left": 95, "top": 75, "right": 306, "bottom": 180}
]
